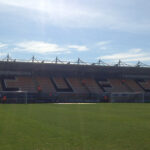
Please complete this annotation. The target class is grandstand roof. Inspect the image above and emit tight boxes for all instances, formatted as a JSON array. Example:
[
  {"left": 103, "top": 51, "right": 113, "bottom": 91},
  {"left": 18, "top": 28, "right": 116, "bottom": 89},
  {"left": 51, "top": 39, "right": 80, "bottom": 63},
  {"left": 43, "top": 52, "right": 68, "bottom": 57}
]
[{"left": 0, "top": 60, "right": 150, "bottom": 79}]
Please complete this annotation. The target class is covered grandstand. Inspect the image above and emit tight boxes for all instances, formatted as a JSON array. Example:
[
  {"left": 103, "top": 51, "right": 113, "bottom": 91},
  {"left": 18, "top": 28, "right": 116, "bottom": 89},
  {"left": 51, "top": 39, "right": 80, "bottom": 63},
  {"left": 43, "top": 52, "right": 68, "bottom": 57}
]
[{"left": 0, "top": 57, "right": 150, "bottom": 103}]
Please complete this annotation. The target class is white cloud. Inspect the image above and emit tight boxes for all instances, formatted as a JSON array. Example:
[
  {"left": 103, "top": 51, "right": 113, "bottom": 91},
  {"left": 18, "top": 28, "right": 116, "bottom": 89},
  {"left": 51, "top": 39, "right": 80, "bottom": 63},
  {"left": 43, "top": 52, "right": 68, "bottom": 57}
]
[
  {"left": 99, "top": 48, "right": 150, "bottom": 62},
  {"left": 129, "top": 48, "right": 142, "bottom": 53},
  {"left": 97, "top": 41, "right": 111, "bottom": 50},
  {"left": 97, "top": 41, "right": 111, "bottom": 46},
  {"left": 0, "top": 0, "right": 103, "bottom": 28},
  {"left": 15, "top": 41, "right": 70, "bottom": 54},
  {"left": 15, "top": 41, "right": 88, "bottom": 54},
  {"left": 0, "top": 52, "right": 7, "bottom": 57},
  {"left": 0, "top": 42, "right": 7, "bottom": 48},
  {"left": 68, "top": 45, "right": 88, "bottom": 51},
  {"left": 1, "top": 0, "right": 150, "bottom": 31}
]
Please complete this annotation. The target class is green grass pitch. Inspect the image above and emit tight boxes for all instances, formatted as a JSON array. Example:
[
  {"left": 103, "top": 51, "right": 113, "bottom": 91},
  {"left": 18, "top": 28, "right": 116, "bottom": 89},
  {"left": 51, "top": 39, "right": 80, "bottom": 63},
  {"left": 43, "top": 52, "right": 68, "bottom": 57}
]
[{"left": 0, "top": 103, "right": 150, "bottom": 150}]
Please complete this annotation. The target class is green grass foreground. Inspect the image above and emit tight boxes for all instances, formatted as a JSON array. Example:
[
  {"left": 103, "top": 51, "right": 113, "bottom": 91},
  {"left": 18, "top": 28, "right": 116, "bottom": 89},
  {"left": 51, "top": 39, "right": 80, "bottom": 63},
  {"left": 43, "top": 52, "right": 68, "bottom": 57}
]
[{"left": 0, "top": 103, "right": 150, "bottom": 150}]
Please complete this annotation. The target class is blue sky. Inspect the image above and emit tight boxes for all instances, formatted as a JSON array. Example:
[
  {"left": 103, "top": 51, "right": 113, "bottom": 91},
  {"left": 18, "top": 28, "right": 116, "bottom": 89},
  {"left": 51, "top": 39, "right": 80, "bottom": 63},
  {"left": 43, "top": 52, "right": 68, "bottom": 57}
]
[{"left": 0, "top": 0, "right": 150, "bottom": 64}]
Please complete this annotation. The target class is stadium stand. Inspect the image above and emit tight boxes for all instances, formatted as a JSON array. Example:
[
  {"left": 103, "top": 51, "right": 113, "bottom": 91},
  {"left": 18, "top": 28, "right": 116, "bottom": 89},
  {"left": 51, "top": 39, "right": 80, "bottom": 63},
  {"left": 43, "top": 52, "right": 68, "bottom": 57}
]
[
  {"left": 67, "top": 78, "right": 87, "bottom": 94},
  {"left": 122, "top": 79, "right": 143, "bottom": 92},
  {"left": 109, "top": 79, "right": 130, "bottom": 92},
  {"left": 51, "top": 77, "right": 73, "bottom": 92},
  {"left": 3, "top": 77, "right": 36, "bottom": 92},
  {"left": 35, "top": 76, "right": 56, "bottom": 93},
  {"left": 136, "top": 79, "right": 150, "bottom": 92},
  {"left": 81, "top": 78, "right": 103, "bottom": 94},
  {"left": 97, "top": 79, "right": 112, "bottom": 92},
  {"left": 0, "top": 60, "right": 150, "bottom": 103},
  {"left": 0, "top": 80, "right": 3, "bottom": 91}
]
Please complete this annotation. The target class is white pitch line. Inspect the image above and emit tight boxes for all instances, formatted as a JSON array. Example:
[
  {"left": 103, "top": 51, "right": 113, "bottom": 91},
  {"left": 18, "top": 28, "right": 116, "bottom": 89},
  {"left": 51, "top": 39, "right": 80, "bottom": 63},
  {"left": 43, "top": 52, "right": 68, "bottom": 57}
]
[{"left": 55, "top": 103, "right": 96, "bottom": 104}]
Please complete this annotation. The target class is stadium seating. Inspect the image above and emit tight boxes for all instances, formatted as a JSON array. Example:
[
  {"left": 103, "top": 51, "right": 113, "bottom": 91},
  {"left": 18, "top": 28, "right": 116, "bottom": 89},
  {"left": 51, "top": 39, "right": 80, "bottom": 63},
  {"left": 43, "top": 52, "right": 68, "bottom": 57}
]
[
  {"left": 2, "top": 76, "right": 148, "bottom": 94},
  {"left": 81, "top": 78, "right": 103, "bottom": 94},
  {"left": 97, "top": 79, "right": 112, "bottom": 92},
  {"left": 4, "top": 77, "right": 36, "bottom": 92},
  {"left": 67, "top": 78, "right": 88, "bottom": 94},
  {"left": 137, "top": 79, "right": 150, "bottom": 91},
  {"left": 52, "top": 77, "right": 69, "bottom": 89},
  {"left": 109, "top": 79, "right": 130, "bottom": 92},
  {"left": 51, "top": 77, "right": 73, "bottom": 92},
  {"left": 123, "top": 79, "right": 143, "bottom": 92},
  {"left": 0, "top": 81, "right": 2, "bottom": 91},
  {"left": 0, "top": 60, "right": 150, "bottom": 103},
  {"left": 35, "top": 77, "right": 56, "bottom": 93}
]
